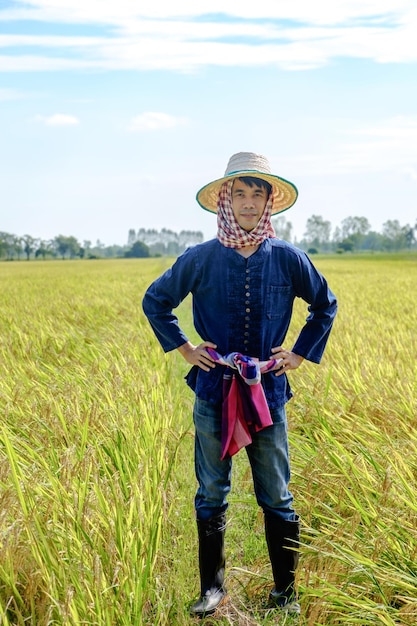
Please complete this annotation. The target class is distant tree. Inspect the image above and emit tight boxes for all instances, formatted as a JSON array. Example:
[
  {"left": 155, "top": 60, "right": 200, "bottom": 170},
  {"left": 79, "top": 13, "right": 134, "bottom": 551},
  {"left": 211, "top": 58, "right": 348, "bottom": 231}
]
[
  {"left": 148, "top": 241, "right": 166, "bottom": 256},
  {"left": 338, "top": 216, "right": 371, "bottom": 251},
  {"left": 22, "top": 235, "right": 38, "bottom": 260},
  {"left": 67, "top": 236, "right": 81, "bottom": 258},
  {"left": 340, "top": 216, "right": 371, "bottom": 239},
  {"left": 304, "top": 215, "right": 331, "bottom": 251},
  {"left": 360, "top": 231, "right": 385, "bottom": 252},
  {"left": 54, "top": 235, "right": 81, "bottom": 259},
  {"left": 83, "top": 240, "right": 92, "bottom": 256},
  {"left": 127, "top": 229, "right": 136, "bottom": 246},
  {"left": 404, "top": 226, "right": 415, "bottom": 249},
  {"left": 15, "top": 237, "right": 24, "bottom": 260},
  {"left": 0, "top": 232, "right": 8, "bottom": 259},
  {"left": 0, "top": 232, "right": 21, "bottom": 260},
  {"left": 125, "top": 240, "right": 150, "bottom": 258},
  {"left": 382, "top": 220, "right": 411, "bottom": 251},
  {"left": 35, "top": 239, "right": 55, "bottom": 259},
  {"left": 178, "top": 230, "right": 204, "bottom": 249},
  {"left": 167, "top": 241, "right": 180, "bottom": 256},
  {"left": 128, "top": 227, "right": 204, "bottom": 256},
  {"left": 337, "top": 239, "right": 354, "bottom": 253},
  {"left": 102, "top": 244, "right": 127, "bottom": 258},
  {"left": 54, "top": 235, "right": 68, "bottom": 259},
  {"left": 272, "top": 216, "right": 293, "bottom": 242}
]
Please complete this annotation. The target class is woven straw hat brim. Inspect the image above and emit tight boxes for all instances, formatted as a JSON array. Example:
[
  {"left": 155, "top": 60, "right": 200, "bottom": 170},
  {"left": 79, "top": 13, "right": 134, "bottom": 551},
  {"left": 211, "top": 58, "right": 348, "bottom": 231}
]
[{"left": 196, "top": 170, "right": 298, "bottom": 216}]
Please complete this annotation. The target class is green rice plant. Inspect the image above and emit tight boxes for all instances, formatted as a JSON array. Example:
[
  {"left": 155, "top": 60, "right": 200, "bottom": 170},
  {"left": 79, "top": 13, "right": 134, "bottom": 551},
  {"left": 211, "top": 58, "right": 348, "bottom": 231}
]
[
  {"left": 0, "top": 254, "right": 416, "bottom": 625},
  {"left": 0, "top": 259, "right": 188, "bottom": 625},
  {"left": 281, "top": 255, "right": 417, "bottom": 625}
]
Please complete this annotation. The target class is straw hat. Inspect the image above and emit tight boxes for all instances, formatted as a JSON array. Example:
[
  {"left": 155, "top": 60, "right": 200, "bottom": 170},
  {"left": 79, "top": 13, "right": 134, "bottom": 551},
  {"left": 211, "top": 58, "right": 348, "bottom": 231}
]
[{"left": 196, "top": 152, "right": 298, "bottom": 215}]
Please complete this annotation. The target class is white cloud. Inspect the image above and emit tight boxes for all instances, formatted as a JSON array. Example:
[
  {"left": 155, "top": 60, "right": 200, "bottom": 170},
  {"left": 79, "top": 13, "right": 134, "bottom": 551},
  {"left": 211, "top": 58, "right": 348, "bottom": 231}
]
[
  {"left": 0, "top": 1, "right": 416, "bottom": 72},
  {"left": 1, "top": 0, "right": 415, "bottom": 25},
  {"left": 129, "top": 112, "right": 187, "bottom": 132},
  {"left": 35, "top": 113, "right": 80, "bottom": 126}
]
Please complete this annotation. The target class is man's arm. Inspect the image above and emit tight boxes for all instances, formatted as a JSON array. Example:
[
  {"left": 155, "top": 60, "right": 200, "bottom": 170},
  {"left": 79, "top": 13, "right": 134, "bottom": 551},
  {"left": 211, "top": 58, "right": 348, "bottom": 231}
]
[
  {"left": 290, "top": 253, "right": 338, "bottom": 363},
  {"left": 142, "top": 251, "right": 197, "bottom": 352}
]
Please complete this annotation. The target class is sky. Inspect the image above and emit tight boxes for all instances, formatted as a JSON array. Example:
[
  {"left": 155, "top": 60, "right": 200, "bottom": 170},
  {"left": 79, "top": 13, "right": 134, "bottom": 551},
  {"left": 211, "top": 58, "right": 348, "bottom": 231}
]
[{"left": 0, "top": 0, "right": 416, "bottom": 246}]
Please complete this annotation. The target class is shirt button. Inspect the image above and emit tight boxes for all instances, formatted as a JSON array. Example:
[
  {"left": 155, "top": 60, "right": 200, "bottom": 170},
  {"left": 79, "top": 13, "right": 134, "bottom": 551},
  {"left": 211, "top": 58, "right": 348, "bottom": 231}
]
[
  {"left": 245, "top": 292, "right": 250, "bottom": 297},
  {"left": 245, "top": 300, "right": 250, "bottom": 306},
  {"left": 244, "top": 324, "right": 249, "bottom": 329},
  {"left": 244, "top": 332, "right": 249, "bottom": 337},
  {"left": 245, "top": 316, "right": 250, "bottom": 321},
  {"left": 246, "top": 308, "right": 250, "bottom": 313},
  {"left": 245, "top": 284, "right": 250, "bottom": 289}
]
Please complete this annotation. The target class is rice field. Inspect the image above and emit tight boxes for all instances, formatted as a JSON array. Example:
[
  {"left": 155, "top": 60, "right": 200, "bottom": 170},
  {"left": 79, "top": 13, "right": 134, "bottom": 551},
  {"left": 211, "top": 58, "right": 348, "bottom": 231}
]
[{"left": 0, "top": 254, "right": 416, "bottom": 625}]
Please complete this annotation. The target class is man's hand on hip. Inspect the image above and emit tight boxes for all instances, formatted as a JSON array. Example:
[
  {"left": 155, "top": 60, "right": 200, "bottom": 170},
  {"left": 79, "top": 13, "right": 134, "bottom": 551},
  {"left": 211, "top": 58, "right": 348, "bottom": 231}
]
[
  {"left": 177, "top": 341, "right": 217, "bottom": 371},
  {"left": 270, "top": 346, "right": 304, "bottom": 376}
]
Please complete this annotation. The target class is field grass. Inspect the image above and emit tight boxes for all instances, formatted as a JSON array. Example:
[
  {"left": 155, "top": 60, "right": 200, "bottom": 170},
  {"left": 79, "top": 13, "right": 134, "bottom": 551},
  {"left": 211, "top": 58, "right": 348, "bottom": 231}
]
[{"left": 0, "top": 254, "right": 416, "bottom": 625}]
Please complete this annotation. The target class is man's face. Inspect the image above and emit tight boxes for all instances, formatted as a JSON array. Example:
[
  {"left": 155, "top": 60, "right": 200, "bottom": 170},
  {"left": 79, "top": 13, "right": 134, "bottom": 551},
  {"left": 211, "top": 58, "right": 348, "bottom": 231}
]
[{"left": 231, "top": 179, "right": 269, "bottom": 232}]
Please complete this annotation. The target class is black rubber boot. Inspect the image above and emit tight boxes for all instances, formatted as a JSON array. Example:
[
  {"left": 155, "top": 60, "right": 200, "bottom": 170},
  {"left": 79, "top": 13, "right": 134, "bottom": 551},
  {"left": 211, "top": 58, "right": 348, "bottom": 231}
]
[
  {"left": 189, "top": 513, "right": 227, "bottom": 617},
  {"left": 264, "top": 513, "right": 301, "bottom": 614}
]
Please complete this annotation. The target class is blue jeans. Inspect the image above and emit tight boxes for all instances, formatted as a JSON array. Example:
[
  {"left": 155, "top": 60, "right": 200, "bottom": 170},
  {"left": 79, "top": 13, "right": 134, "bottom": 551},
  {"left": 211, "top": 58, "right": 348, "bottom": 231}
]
[{"left": 193, "top": 397, "right": 296, "bottom": 522}]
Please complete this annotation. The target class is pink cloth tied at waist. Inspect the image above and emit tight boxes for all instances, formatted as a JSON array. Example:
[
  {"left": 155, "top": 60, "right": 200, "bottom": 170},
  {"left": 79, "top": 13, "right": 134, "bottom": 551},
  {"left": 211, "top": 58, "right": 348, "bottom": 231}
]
[{"left": 206, "top": 348, "right": 281, "bottom": 460}]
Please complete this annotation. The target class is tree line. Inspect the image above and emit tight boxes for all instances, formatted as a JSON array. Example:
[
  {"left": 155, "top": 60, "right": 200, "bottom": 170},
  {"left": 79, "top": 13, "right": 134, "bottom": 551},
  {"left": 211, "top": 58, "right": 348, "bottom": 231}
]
[
  {"left": 0, "top": 233, "right": 127, "bottom": 261},
  {"left": 127, "top": 228, "right": 204, "bottom": 256},
  {"left": 273, "top": 215, "right": 417, "bottom": 253},
  {"left": 0, "top": 215, "right": 415, "bottom": 261},
  {"left": 0, "top": 229, "right": 205, "bottom": 261}
]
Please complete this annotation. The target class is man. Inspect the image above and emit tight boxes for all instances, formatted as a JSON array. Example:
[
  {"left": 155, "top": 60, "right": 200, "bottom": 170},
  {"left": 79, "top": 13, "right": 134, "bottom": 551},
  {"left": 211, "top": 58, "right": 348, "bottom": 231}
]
[{"left": 142, "top": 152, "right": 337, "bottom": 617}]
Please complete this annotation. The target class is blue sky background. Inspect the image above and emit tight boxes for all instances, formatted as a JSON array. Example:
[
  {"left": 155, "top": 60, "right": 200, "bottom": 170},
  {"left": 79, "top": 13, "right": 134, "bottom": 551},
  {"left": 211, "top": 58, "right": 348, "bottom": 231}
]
[{"left": 1, "top": 0, "right": 416, "bottom": 245}]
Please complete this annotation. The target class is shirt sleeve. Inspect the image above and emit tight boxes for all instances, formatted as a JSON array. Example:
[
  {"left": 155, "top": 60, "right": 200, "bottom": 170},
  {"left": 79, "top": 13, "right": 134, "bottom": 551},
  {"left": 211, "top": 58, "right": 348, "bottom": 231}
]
[
  {"left": 142, "top": 248, "right": 198, "bottom": 352},
  {"left": 290, "top": 251, "right": 338, "bottom": 363}
]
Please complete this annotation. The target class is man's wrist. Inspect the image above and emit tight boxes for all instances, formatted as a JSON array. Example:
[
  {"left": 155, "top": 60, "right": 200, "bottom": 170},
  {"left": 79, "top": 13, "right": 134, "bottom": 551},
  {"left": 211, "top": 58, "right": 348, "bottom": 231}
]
[{"left": 177, "top": 341, "right": 195, "bottom": 356}]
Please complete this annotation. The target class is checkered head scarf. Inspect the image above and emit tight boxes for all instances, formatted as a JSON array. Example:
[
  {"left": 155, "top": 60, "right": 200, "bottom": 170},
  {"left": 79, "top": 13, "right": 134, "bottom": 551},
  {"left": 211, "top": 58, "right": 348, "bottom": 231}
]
[{"left": 216, "top": 180, "right": 276, "bottom": 249}]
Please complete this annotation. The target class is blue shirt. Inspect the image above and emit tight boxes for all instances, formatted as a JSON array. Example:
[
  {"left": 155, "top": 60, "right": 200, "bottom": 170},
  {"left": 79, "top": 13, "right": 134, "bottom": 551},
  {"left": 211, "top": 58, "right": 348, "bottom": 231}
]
[{"left": 142, "top": 238, "right": 337, "bottom": 408}]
